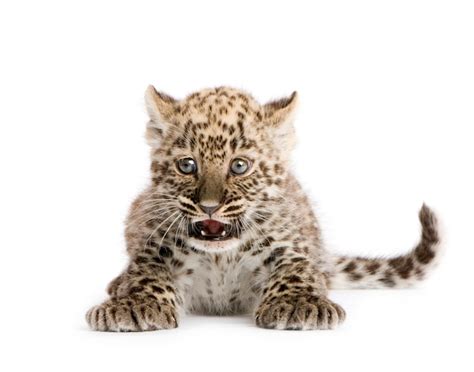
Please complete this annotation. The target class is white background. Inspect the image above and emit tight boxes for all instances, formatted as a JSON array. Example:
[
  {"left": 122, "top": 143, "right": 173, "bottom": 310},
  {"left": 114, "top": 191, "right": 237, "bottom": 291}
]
[{"left": 1, "top": 1, "right": 473, "bottom": 371}]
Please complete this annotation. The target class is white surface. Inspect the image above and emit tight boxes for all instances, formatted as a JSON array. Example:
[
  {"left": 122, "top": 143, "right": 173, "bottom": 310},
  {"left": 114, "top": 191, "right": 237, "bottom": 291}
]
[{"left": 0, "top": 1, "right": 473, "bottom": 371}]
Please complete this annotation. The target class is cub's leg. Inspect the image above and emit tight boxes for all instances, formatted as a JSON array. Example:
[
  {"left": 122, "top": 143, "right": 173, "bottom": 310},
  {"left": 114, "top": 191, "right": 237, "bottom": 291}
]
[
  {"left": 86, "top": 253, "right": 180, "bottom": 332},
  {"left": 255, "top": 248, "right": 345, "bottom": 330}
]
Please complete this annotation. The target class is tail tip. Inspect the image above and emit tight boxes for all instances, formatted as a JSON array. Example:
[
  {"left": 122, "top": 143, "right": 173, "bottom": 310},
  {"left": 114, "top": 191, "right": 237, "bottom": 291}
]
[
  {"left": 419, "top": 203, "right": 439, "bottom": 242},
  {"left": 414, "top": 203, "right": 443, "bottom": 270}
]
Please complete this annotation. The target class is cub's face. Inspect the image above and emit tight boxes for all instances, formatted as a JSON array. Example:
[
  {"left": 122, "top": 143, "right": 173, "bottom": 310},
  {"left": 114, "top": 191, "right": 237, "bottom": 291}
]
[{"left": 144, "top": 86, "right": 297, "bottom": 253}]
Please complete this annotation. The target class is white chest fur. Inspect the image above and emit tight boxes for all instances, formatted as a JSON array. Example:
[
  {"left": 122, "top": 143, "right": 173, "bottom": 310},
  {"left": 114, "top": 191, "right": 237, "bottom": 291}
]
[{"left": 176, "top": 250, "right": 267, "bottom": 315}]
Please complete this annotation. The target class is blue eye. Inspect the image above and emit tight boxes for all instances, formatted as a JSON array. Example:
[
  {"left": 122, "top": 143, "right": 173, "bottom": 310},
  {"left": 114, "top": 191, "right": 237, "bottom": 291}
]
[
  {"left": 177, "top": 158, "right": 197, "bottom": 174},
  {"left": 230, "top": 158, "right": 250, "bottom": 175}
]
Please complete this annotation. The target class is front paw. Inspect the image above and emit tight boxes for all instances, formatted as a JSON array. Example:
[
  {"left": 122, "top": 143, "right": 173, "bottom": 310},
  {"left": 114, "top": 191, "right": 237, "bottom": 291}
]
[
  {"left": 86, "top": 297, "right": 177, "bottom": 332},
  {"left": 255, "top": 295, "right": 345, "bottom": 330}
]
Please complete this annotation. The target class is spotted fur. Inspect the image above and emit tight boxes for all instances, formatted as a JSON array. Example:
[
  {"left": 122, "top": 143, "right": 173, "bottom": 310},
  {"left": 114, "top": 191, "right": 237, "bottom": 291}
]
[{"left": 86, "top": 86, "right": 442, "bottom": 331}]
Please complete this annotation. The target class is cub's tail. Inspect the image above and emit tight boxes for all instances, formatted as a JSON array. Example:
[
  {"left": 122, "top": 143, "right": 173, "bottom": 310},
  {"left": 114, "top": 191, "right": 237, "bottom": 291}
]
[{"left": 328, "top": 204, "right": 442, "bottom": 289}]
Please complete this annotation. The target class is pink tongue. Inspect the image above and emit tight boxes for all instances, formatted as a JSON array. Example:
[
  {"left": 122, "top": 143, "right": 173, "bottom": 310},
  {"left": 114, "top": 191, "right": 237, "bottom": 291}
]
[{"left": 202, "top": 219, "right": 223, "bottom": 234}]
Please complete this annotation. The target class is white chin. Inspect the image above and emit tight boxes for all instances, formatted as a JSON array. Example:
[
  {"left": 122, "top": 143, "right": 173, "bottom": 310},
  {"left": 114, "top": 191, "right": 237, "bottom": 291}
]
[{"left": 188, "top": 237, "right": 240, "bottom": 253}]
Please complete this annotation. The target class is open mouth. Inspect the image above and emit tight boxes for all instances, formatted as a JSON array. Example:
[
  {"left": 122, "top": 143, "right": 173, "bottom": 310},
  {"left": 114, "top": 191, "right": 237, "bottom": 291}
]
[{"left": 189, "top": 219, "right": 236, "bottom": 241}]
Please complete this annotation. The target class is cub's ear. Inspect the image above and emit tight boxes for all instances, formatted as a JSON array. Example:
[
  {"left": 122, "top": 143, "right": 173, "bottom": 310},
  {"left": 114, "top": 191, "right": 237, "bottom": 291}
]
[
  {"left": 144, "top": 85, "right": 178, "bottom": 147},
  {"left": 263, "top": 91, "right": 298, "bottom": 127},
  {"left": 262, "top": 92, "right": 298, "bottom": 152}
]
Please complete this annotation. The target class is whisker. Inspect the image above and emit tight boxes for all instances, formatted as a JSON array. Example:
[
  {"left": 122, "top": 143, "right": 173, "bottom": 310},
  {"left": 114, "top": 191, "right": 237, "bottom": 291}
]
[
  {"left": 144, "top": 210, "right": 180, "bottom": 248},
  {"left": 158, "top": 212, "right": 182, "bottom": 248},
  {"left": 128, "top": 205, "right": 177, "bottom": 226},
  {"left": 174, "top": 215, "right": 186, "bottom": 248},
  {"left": 128, "top": 201, "right": 176, "bottom": 218}
]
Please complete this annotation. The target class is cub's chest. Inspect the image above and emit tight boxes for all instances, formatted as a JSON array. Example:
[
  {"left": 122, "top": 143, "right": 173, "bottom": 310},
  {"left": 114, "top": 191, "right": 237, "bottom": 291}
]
[{"left": 183, "top": 252, "right": 265, "bottom": 314}]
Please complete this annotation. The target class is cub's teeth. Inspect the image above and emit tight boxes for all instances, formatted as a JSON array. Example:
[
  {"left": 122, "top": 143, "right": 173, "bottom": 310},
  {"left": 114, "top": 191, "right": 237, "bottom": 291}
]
[
  {"left": 201, "top": 230, "right": 206, "bottom": 236},
  {"left": 221, "top": 230, "right": 226, "bottom": 236}
]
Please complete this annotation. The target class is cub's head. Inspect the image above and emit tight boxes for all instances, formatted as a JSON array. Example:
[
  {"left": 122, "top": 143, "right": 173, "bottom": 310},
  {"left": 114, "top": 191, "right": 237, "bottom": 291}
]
[{"left": 144, "top": 86, "right": 298, "bottom": 252}]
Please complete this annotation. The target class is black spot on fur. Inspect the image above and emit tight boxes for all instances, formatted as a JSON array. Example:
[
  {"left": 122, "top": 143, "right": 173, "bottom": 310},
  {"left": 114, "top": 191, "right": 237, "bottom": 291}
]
[
  {"left": 135, "top": 256, "right": 149, "bottom": 264},
  {"left": 389, "top": 256, "right": 414, "bottom": 279},
  {"left": 415, "top": 242, "right": 435, "bottom": 264},
  {"left": 379, "top": 275, "right": 396, "bottom": 287},
  {"left": 138, "top": 278, "right": 154, "bottom": 286},
  {"left": 159, "top": 246, "right": 173, "bottom": 258},
  {"left": 151, "top": 285, "right": 165, "bottom": 294},
  {"left": 365, "top": 262, "right": 381, "bottom": 275},
  {"left": 343, "top": 261, "right": 357, "bottom": 273}
]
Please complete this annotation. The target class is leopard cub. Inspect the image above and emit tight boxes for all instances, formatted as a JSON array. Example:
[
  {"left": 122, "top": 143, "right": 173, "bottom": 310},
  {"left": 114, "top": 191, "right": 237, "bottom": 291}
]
[{"left": 86, "top": 86, "right": 441, "bottom": 331}]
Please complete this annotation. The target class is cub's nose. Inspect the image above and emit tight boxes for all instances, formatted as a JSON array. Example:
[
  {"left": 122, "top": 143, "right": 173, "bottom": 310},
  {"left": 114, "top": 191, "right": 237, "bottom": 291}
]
[{"left": 199, "top": 203, "right": 221, "bottom": 217}]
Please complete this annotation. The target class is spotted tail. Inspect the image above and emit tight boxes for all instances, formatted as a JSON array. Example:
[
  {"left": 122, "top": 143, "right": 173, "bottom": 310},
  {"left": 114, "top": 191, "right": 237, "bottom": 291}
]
[{"left": 328, "top": 204, "right": 442, "bottom": 289}]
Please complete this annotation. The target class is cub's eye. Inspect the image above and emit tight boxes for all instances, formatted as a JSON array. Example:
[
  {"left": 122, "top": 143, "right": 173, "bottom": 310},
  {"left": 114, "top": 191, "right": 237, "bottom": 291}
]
[
  {"left": 177, "top": 157, "right": 197, "bottom": 174},
  {"left": 230, "top": 158, "right": 251, "bottom": 175}
]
